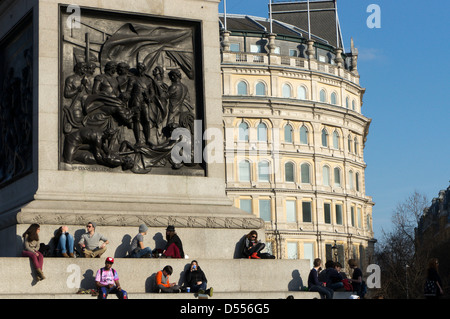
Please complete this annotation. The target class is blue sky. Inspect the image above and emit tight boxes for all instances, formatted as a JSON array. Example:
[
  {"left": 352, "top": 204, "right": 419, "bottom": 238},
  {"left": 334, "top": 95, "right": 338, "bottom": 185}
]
[{"left": 219, "top": 0, "right": 450, "bottom": 239}]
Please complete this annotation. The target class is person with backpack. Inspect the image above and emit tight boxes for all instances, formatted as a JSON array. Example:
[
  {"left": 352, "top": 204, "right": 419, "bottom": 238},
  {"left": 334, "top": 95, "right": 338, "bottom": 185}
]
[{"left": 95, "top": 257, "right": 128, "bottom": 299}]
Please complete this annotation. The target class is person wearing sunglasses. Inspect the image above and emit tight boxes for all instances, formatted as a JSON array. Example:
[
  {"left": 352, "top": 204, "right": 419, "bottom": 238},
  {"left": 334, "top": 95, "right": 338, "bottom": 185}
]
[{"left": 78, "top": 222, "right": 109, "bottom": 258}]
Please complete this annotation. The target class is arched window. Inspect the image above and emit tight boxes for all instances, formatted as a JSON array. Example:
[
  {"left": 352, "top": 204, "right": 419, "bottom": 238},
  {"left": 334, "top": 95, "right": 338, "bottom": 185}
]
[
  {"left": 257, "top": 122, "right": 268, "bottom": 142},
  {"left": 352, "top": 100, "right": 356, "bottom": 111},
  {"left": 323, "top": 166, "right": 330, "bottom": 186},
  {"left": 238, "top": 122, "right": 249, "bottom": 142},
  {"left": 321, "top": 128, "right": 328, "bottom": 147},
  {"left": 355, "top": 172, "right": 360, "bottom": 191},
  {"left": 237, "top": 81, "right": 248, "bottom": 95},
  {"left": 255, "top": 82, "right": 266, "bottom": 96},
  {"left": 347, "top": 135, "right": 352, "bottom": 153},
  {"left": 348, "top": 170, "right": 354, "bottom": 190},
  {"left": 258, "top": 161, "right": 270, "bottom": 182},
  {"left": 238, "top": 160, "right": 251, "bottom": 182},
  {"left": 300, "top": 125, "right": 309, "bottom": 145},
  {"left": 297, "top": 86, "right": 307, "bottom": 100},
  {"left": 354, "top": 137, "right": 359, "bottom": 155},
  {"left": 319, "top": 89, "right": 327, "bottom": 102},
  {"left": 331, "top": 92, "right": 337, "bottom": 105},
  {"left": 282, "top": 83, "right": 292, "bottom": 98},
  {"left": 334, "top": 167, "right": 341, "bottom": 187},
  {"left": 284, "top": 124, "right": 293, "bottom": 143},
  {"left": 285, "top": 162, "right": 295, "bottom": 182},
  {"left": 332, "top": 131, "right": 340, "bottom": 149},
  {"left": 346, "top": 97, "right": 350, "bottom": 109},
  {"left": 300, "top": 163, "right": 311, "bottom": 184}
]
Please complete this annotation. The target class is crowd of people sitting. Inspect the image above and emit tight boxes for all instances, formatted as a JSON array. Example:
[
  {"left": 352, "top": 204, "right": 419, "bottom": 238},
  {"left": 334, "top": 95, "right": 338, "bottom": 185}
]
[
  {"left": 307, "top": 258, "right": 366, "bottom": 299},
  {"left": 22, "top": 224, "right": 366, "bottom": 299}
]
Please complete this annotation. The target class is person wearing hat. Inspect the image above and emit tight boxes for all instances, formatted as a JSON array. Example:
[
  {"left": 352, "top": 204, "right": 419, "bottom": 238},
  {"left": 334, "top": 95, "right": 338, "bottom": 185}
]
[
  {"left": 163, "top": 225, "right": 184, "bottom": 258},
  {"left": 95, "top": 257, "right": 128, "bottom": 299},
  {"left": 78, "top": 222, "right": 109, "bottom": 258},
  {"left": 129, "top": 224, "right": 152, "bottom": 258}
]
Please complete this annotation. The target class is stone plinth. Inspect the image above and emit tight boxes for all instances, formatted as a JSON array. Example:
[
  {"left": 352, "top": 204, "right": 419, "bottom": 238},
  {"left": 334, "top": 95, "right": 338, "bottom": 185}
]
[{"left": 0, "top": 0, "right": 263, "bottom": 257}]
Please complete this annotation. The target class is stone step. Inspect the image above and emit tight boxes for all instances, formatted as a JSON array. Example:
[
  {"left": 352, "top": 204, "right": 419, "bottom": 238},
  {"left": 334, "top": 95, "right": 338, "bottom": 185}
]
[
  {"left": 0, "top": 291, "right": 355, "bottom": 299},
  {"left": 0, "top": 257, "right": 313, "bottom": 295}
]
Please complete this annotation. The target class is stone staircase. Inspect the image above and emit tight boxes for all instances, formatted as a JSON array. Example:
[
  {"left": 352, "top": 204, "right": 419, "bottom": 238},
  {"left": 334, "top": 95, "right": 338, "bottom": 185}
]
[{"left": 0, "top": 257, "right": 356, "bottom": 299}]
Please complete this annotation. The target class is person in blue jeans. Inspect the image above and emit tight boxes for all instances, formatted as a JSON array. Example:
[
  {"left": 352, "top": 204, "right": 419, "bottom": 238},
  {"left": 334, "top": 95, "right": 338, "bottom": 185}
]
[
  {"left": 129, "top": 224, "right": 152, "bottom": 258},
  {"left": 95, "top": 257, "right": 128, "bottom": 299},
  {"left": 308, "top": 258, "right": 334, "bottom": 299},
  {"left": 54, "top": 226, "right": 75, "bottom": 257}
]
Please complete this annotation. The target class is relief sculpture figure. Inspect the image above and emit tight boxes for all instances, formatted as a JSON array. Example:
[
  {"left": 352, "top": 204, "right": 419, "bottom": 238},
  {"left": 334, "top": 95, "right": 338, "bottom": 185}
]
[{"left": 60, "top": 15, "right": 202, "bottom": 175}]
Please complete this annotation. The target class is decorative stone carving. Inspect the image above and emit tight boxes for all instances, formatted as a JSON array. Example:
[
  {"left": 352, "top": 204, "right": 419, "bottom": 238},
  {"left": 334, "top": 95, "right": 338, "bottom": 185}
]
[
  {"left": 16, "top": 211, "right": 265, "bottom": 230},
  {"left": 0, "top": 16, "right": 33, "bottom": 188},
  {"left": 60, "top": 7, "right": 205, "bottom": 176}
]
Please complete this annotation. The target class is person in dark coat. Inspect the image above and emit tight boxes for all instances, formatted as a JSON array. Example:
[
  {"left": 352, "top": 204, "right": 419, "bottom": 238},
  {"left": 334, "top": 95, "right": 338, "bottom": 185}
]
[
  {"left": 425, "top": 258, "right": 444, "bottom": 299},
  {"left": 163, "top": 225, "right": 184, "bottom": 258},
  {"left": 185, "top": 260, "right": 213, "bottom": 296}
]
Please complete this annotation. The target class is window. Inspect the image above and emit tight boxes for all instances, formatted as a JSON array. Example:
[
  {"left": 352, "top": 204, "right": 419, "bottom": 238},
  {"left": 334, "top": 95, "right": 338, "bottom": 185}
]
[
  {"left": 284, "top": 124, "right": 293, "bottom": 143},
  {"left": 300, "top": 163, "right": 311, "bottom": 184},
  {"left": 289, "top": 49, "right": 298, "bottom": 57},
  {"left": 318, "top": 55, "right": 326, "bottom": 63},
  {"left": 348, "top": 170, "right": 354, "bottom": 190},
  {"left": 346, "top": 97, "right": 349, "bottom": 109},
  {"left": 302, "top": 201, "right": 312, "bottom": 223},
  {"left": 331, "top": 92, "right": 337, "bottom": 105},
  {"left": 286, "top": 200, "right": 297, "bottom": 222},
  {"left": 240, "top": 199, "right": 252, "bottom": 213},
  {"left": 238, "top": 122, "right": 249, "bottom": 142},
  {"left": 259, "top": 199, "right": 271, "bottom": 221},
  {"left": 352, "top": 100, "right": 356, "bottom": 111},
  {"left": 332, "top": 131, "right": 339, "bottom": 149},
  {"left": 351, "top": 206, "right": 355, "bottom": 227},
  {"left": 250, "top": 44, "right": 262, "bottom": 53},
  {"left": 238, "top": 160, "right": 251, "bottom": 182},
  {"left": 282, "top": 84, "right": 292, "bottom": 98},
  {"left": 321, "top": 129, "right": 328, "bottom": 147},
  {"left": 303, "top": 243, "right": 314, "bottom": 268},
  {"left": 347, "top": 135, "right": 352, "bottom": 153},
  {"left": 257, "top": 122, "right": 268, "bottom": 142},
  {"left": 334, "top": 167, "right": 341, "bottom": 187},
  {"left": 300, "top": 125, "right": 308, "bottom": 145},
  {"left": 230, "top": 43, "right": 240, "bottom": 52},
  {"left": 287, "top": 242, "right": 298, "bottom": 259},
  {"left": 335, "top": 204, "right": 343, "bottom": 225},
  {"left": 258, "top": 161, "right": 270, "bottom": 182},
  {"left": 285, "top": 162, "right": 295, "bottom": 182},
  {"left": 255, "top": 82, "right": 266, "bottom": 96},
  {"left": 355, "top": 172, "right": 360, "bottom": 192},
  {"left": 323, "top": 166, "right": 330, "bottom": 186},
  {"left": 324, "top": 203, "right": 331, "bottom": 224},
  {"left": 237, "top": 81, "right": 248, "bottom": 95},
  {"left": 297, "top": 86, "right": 307, "bottom": 100},
  {"left": 319, "top": 89, "right": 326, "bottom": 102},
  {"left": 357, "top": 207, "right": 362, "bottom": 228},
  {"left": 354, "top": 137, "right": 359, "bottom": 155}
]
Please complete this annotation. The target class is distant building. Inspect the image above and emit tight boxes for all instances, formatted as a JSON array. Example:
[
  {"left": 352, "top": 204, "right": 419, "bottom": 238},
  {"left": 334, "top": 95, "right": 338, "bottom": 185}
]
[
  {"left": 416, "top": 185, "right": 450, "bottom": 246},
  {"left": 220, "top": 0, "right": 375, "bottom": 269}
]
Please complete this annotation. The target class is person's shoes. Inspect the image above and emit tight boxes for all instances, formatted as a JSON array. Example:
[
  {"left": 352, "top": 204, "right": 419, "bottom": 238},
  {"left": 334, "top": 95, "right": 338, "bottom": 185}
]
[
  {"left": 61, "top": 253, "right": 69, "bottom": 257},
  {"left": 206, "top": 287, "right": 213, "bottom": 297},
  {"left": 69, "top": 253, "right": 75, "bottom": 258},
  {"left": 251, "top": 252, "right": 260, "bottom": 259},
  {"left": 36, "top": 268, "right": 46, "bottom": 281}
]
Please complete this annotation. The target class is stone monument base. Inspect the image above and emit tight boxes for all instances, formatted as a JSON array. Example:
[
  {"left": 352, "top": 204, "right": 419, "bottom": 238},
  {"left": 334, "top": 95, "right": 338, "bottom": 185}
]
[{"left": 0, "top": 198, "right": 265, "bottom": 259}]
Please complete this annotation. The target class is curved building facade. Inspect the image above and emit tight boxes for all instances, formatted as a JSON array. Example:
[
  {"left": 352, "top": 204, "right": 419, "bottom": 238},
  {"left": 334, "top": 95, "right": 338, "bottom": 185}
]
[{"left": 220, "top": 12, "right": 375, "bottom": 269}]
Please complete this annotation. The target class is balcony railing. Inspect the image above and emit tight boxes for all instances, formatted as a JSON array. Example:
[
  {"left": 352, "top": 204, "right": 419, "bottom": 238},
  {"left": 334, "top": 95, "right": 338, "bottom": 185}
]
[{"left": 222, "top": 51, "right": 359, "bottom": 85}]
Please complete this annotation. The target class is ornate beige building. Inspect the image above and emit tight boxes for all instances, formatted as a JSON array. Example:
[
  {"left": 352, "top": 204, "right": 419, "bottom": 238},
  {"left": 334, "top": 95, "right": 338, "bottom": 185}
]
[{"left": 220, "top": 7, "right": 375, "bottom": 269}]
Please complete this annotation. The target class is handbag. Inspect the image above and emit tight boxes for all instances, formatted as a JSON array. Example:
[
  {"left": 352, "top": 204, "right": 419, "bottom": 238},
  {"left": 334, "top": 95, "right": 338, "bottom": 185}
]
[{"left": 424, "top": 280, "right": 437, "bottom": 296}]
